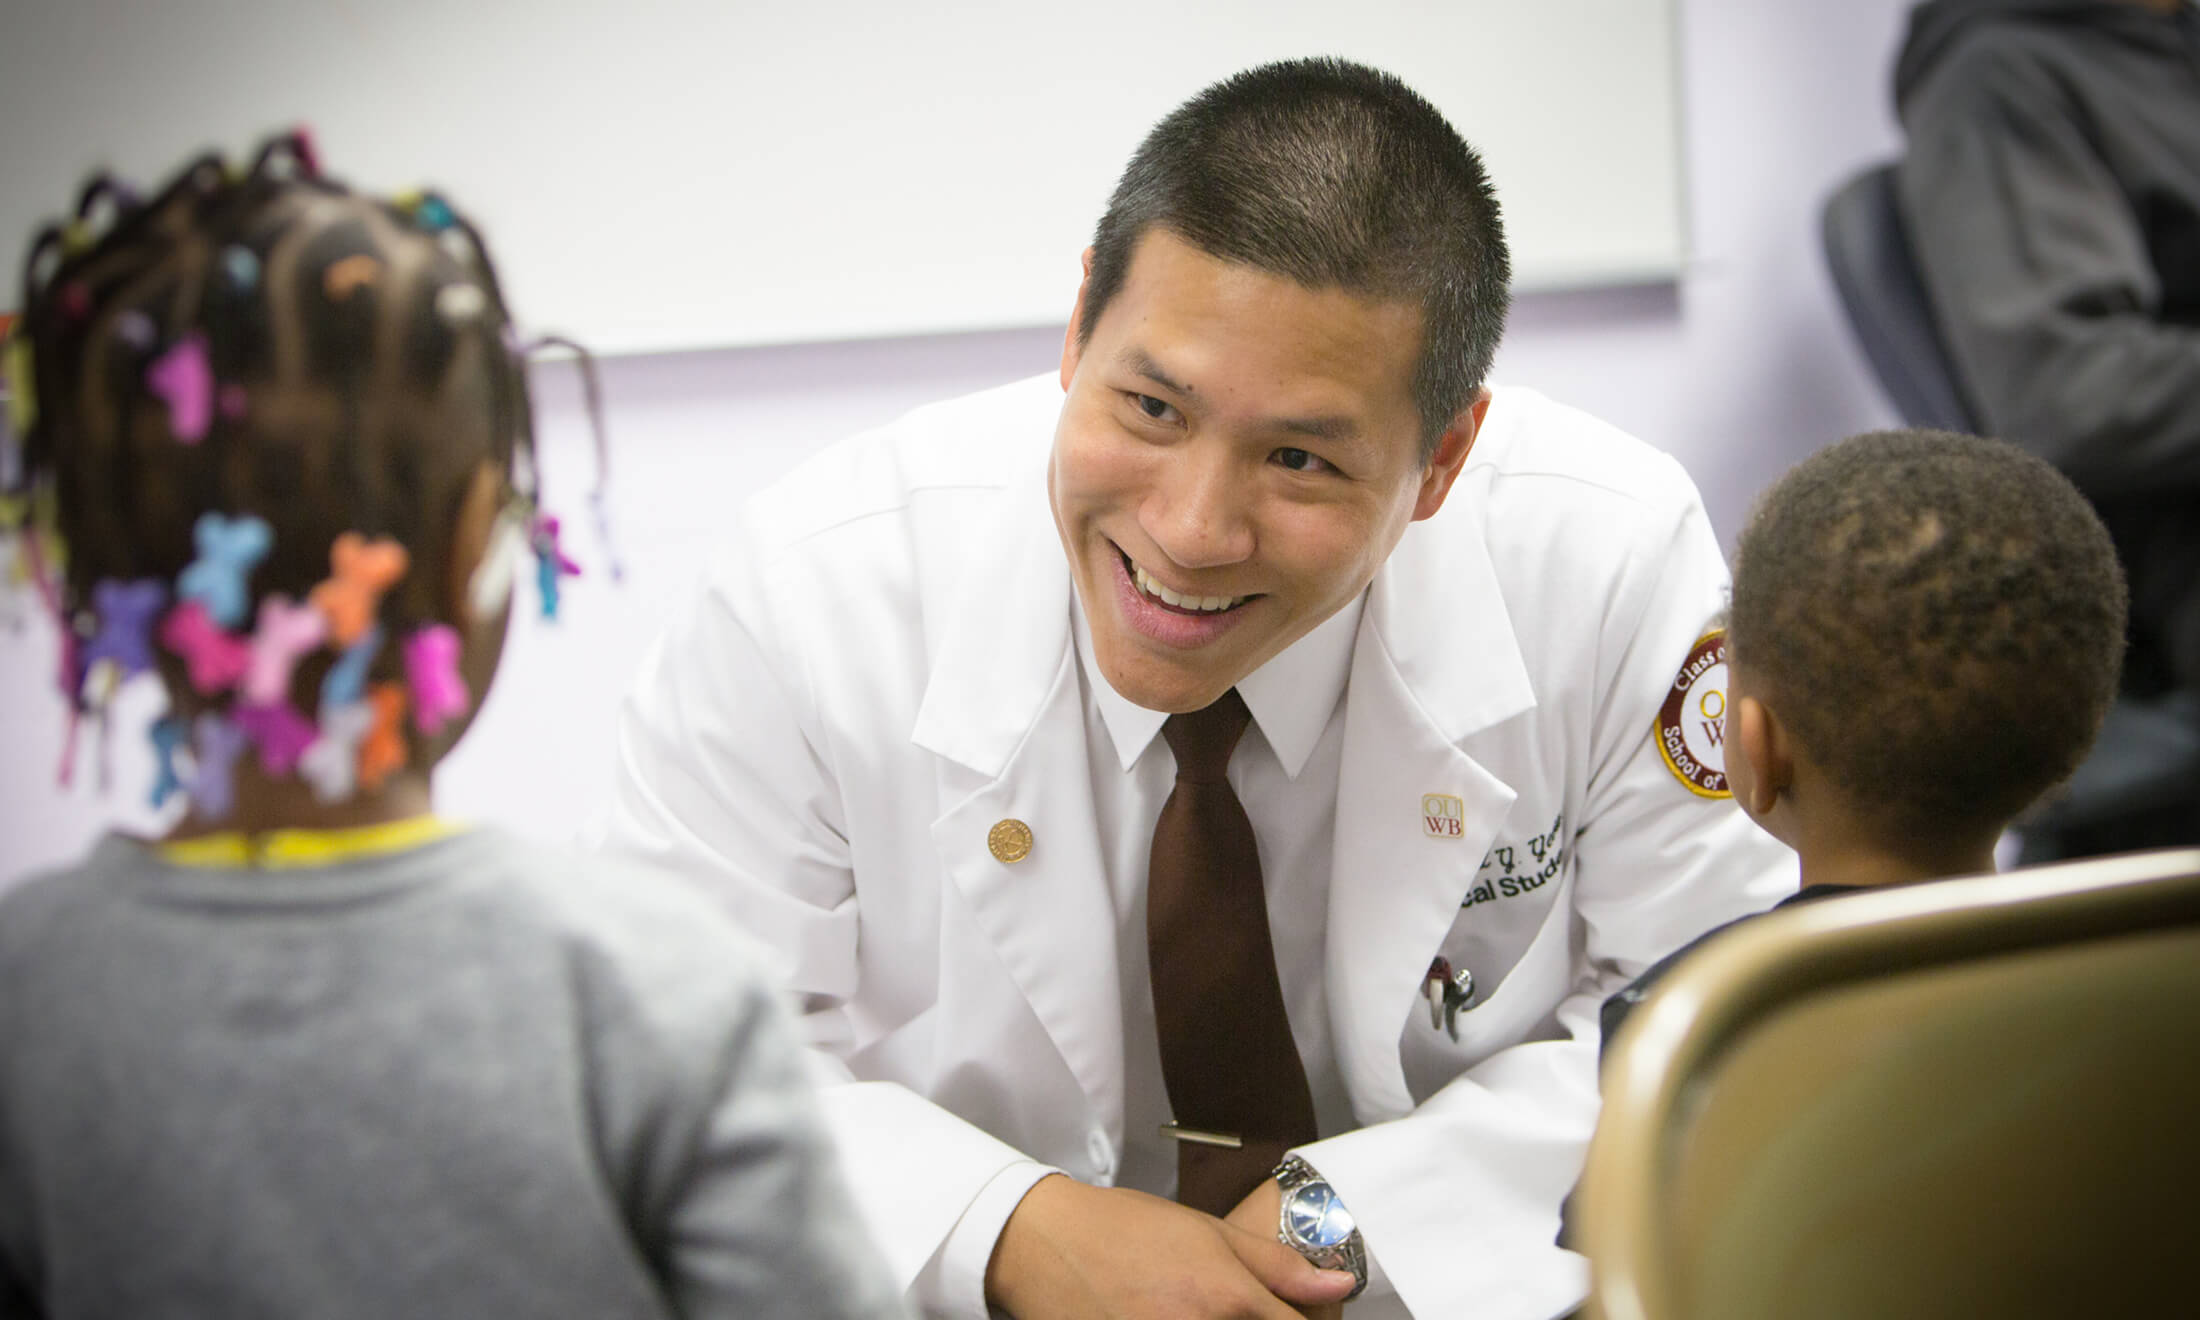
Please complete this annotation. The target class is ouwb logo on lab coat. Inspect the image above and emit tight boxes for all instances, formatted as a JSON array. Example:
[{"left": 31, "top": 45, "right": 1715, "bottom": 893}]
[{"left": 1422, "top": 793, "right": 1465, "bottom": 838}]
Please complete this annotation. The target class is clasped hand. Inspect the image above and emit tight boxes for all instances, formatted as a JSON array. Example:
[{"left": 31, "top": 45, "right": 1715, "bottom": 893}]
[{"left": 985, "top": 1173, "right": 1353, "bottom": 1318}]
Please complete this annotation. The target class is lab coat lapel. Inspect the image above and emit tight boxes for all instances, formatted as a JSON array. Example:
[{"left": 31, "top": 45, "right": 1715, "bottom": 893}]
[
  {"left": 1327, "top": 505, "right": 1536, "bottom": 1122},
  {"left": 912, "top": 461, "right": 1126, "bottom": 1131}
]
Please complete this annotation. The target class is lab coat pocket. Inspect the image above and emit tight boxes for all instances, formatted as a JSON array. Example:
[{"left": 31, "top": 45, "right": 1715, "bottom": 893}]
[{"left": 1401, "top": 873, "right": 1576, "bottom": 1101}]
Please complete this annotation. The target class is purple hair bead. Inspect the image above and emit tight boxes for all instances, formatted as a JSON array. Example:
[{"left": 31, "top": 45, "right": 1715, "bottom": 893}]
[
  {"left": 233, "top": 701, "right": 318, "bottom": 776},
  {"left": 191, "top": 714, "right": 249, "bottom": 820},
  {"left": 82, "top": 578, "right": 168, "bottom": 679}
]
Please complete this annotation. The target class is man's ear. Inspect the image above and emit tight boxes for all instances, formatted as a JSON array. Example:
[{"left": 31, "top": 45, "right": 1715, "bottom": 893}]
[
  {"left": 1061, "top": 247, "right": 1096, "bottom": 392},
  {"left": 1411, "top": 388, "right": 1492, "bottom": 522},
  {"left": 1733, "top": 694, "right": 1794, "bottom": 817}
]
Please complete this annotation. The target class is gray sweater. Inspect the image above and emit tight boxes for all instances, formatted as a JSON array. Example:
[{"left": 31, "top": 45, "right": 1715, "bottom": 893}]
[
  {"left": 0, "top": 829, "right": 908, "bottom": 1320},
  {"left": 1895, "top": 0, "right": 2200, "bottom": 695}
]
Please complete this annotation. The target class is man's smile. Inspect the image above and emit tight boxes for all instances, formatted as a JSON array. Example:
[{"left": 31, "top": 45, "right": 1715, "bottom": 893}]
[{"left": 1117, "top": 544, "right": 1257, "bottom": 614}]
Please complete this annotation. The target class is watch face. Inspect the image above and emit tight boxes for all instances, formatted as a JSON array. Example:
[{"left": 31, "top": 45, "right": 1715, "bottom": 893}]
[{"left": 1285, "top": 1182, "right": 1357, "bottom": 1249}]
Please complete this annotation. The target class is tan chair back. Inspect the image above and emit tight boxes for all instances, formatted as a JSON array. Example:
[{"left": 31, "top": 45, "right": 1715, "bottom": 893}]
[{"left": 1579, "top": 849, "right": 2200, "bottom": 1320}]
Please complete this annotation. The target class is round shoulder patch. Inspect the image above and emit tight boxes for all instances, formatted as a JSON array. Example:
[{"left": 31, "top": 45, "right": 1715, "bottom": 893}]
[{"left": 1655, "top": 630, "right": 1731, "bottom": 799}]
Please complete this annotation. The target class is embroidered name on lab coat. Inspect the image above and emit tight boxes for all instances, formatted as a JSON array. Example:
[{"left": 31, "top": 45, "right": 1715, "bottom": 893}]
[{"left": 1462, "top": 812, "right": 1567, "bottom": 909}]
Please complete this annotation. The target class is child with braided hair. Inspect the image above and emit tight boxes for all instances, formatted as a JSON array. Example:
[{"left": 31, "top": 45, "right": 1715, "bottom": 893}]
[{"left": 0, "top": 135, "right": 905, "bottom": 1319}]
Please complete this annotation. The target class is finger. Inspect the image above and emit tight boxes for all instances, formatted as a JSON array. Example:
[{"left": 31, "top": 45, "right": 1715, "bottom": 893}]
[
  {"left": 1220, "top": 1223, "right": 1358, "bottom": 1307},
  {"left": 1286, "top": 1270, "right": 1358, "bottom": 1307}
]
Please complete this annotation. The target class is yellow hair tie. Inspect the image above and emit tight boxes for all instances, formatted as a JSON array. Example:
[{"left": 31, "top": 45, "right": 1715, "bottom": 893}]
[{"left": 158, "top": 816, "right": 460, "bottom": 869}]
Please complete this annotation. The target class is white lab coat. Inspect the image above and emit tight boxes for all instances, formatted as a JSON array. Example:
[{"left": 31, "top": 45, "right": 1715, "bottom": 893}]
[{"left": 604, "top": 375, "right": 1797, "bottom": 1319}]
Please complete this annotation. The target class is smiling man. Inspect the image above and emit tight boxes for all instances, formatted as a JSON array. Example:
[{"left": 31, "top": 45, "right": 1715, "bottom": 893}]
[
  {"left": 606, "top": 59, "right": 1795, "bottom": 1320},
  {"left": 1051, "top": 230, "right": 1462, "bottom": 719}
]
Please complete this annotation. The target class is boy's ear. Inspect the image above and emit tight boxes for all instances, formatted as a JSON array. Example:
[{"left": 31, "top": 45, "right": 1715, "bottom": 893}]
[{"left": 1733, "top": 694, "right": 1793, "bottom": 817}]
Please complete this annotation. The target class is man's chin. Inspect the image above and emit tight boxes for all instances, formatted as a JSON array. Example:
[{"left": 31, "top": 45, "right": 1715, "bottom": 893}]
[{"left": 1095, "top": 649, "right": 1243, "bottom": 715}]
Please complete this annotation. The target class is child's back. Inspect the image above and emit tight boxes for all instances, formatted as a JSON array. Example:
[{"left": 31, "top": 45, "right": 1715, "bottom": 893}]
[
  {"left": 0, "top": 137, "right": 903, "bottom": 1319},
  {"left": 1, "top": 829, "right": 892, "bottom": 1318}
]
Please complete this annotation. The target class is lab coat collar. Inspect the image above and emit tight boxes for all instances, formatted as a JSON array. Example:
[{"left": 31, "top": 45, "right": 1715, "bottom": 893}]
[
  {"left": 912, "top": 439, "right": 1539, "bottom": 773},
  {"left": 1363, "top": 469, "right": 1538, "bottom": 744},
  {"left": 909, "top": 451, "right": 1071, "bottom": 777}
]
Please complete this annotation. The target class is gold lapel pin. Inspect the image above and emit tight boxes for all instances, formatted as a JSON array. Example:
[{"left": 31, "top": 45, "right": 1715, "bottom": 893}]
[{"left": 988, "top": 818, "right": 1034, "bottom": 864}]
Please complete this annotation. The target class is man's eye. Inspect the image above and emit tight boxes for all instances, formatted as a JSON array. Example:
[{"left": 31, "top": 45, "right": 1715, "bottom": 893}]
[
  {"left": 1133, "top": 393, "right": 1176, "bottom": 421},
  {"left": 1274, "top": 447, "right": 1329, "bottom": 473}
]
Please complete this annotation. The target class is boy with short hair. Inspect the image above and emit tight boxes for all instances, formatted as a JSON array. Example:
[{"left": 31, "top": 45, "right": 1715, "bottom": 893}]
[{"left": 1602, "top": 427, "right": 2128, "bottom": 1041}]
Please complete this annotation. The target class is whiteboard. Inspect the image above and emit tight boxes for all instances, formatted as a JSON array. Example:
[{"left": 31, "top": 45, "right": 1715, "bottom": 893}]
[{"left": 0, "top": 0, "right": 1684, "bottom": 356}]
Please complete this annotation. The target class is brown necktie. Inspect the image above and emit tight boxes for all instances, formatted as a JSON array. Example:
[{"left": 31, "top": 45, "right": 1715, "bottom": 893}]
[{"left": 1148, "top": 689, "right": 1319, "bottom": 1216}]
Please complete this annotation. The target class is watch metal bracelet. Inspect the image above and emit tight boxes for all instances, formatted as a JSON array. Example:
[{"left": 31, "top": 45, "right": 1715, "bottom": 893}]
[{"left": 1273, "top": 1153, "right": 1369, "bottom": 1300}]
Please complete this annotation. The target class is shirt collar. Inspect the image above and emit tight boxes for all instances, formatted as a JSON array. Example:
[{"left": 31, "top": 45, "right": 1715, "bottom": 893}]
[{"left": 1074, "top": 591, "right": 1364, "bottom": 779}]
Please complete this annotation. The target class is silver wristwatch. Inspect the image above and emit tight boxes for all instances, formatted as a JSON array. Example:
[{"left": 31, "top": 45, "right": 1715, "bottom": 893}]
[{"left": 1274, "top": 1154, "right": 1368, "bottom": 1300}]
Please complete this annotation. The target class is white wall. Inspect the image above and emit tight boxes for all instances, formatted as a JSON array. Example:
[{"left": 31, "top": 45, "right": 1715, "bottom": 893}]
[
  {"left": 4, "top": 1, "right": 1690, "bottom": 352},
  {"left": 0, "top": 0, "right": 1918, "bottom": 883}
]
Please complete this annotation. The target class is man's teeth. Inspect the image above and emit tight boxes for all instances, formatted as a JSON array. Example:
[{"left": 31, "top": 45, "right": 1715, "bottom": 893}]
[{"left": 1132, "top": 562, "right": 1244, "bottom": 612}]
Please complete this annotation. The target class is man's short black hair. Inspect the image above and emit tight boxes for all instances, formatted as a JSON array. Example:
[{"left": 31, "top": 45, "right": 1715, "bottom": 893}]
[
  {"left": 1730, "top": 429, "right": 2127, "bottom": 840},
  {"left": 1078, "top": 57, "right": 1511, "bottom": 460}
]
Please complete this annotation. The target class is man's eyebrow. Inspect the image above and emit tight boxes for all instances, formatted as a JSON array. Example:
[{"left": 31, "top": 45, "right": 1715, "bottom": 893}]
[
  {"left": 1275, "top": 414, "right": 1358, "bottom": 442},
  {"left": 1113, "top": 346, "right": 1194, "bottom": 396},
  {"left": 1111, "top": 345, "right": 1361, "bottom": 441}
]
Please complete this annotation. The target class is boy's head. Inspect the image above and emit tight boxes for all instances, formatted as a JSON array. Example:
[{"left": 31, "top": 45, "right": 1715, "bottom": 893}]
[
  {"left": 1725, "top": 429, "right": 2126, "bottom": 859},
  {"left": 6, "top": 133, "right": 542, "bottom": 811}
]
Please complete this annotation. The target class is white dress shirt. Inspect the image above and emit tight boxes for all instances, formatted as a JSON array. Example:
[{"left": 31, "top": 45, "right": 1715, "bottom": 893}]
[{"left": 922, "top": 589, "right": 1367, "bottom": 1309}]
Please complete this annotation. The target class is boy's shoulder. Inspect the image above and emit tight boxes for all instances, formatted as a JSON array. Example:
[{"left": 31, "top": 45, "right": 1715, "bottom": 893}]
[{"left": 1600, "top": 884, "right": 1866, "bottom": 1054}]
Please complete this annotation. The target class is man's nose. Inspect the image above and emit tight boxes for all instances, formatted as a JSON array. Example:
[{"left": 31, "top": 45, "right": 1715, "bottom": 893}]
[{"left": 1143, "top": 450, "right": 1255, "bottom": 569}]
